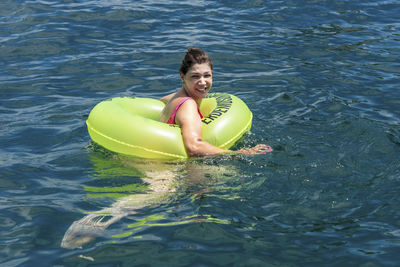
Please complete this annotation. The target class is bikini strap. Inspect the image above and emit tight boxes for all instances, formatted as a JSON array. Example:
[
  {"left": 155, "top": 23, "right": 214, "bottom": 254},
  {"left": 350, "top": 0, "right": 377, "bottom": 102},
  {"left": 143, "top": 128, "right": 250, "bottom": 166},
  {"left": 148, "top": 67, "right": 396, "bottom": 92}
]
[
  {"left": 167, "top": 97, "right": 203, "bottom": 124},
  {"left": 167, "top": 97, "right": 191, "bottom": 124}
]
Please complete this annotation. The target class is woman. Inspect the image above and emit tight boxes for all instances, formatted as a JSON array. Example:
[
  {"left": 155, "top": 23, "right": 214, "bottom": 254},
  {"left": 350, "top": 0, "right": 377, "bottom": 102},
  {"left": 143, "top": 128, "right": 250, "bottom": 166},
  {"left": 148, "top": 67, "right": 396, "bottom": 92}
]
[
  {"left": 61, "top": 49, "right": 270, "bottom": 249},
  {"left": 159, "top": 48, "right": 271, "bottom": 156}
]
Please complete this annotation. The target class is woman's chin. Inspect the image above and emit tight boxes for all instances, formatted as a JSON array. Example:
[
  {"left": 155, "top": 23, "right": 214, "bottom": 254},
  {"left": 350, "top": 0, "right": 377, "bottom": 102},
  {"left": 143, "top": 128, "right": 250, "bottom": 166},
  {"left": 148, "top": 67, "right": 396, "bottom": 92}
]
[{"left": 195, "top": 90, "right": 208, "bottom": 99}]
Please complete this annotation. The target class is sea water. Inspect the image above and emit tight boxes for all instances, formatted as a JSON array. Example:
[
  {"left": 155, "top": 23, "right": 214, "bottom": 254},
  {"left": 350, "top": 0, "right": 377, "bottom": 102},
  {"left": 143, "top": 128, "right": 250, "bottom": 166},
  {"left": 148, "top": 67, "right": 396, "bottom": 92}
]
[{"left": 1, "top": 0, "right": 399, "bottom": 266}]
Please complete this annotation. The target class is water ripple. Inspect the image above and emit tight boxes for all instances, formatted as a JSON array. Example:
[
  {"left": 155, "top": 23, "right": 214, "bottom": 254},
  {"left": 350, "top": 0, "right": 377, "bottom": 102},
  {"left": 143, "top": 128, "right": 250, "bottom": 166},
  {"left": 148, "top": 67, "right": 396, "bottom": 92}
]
[{"left": 1, "top": 0, "right": 400, "bottom": 265}]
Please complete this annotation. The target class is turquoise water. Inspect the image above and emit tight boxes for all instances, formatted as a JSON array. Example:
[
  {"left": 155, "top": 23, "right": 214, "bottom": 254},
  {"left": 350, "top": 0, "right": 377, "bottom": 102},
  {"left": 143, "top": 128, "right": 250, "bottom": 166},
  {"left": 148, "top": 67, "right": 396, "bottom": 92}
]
[{"left": 1, "top": 0, "right": 400, "bottom": 266}]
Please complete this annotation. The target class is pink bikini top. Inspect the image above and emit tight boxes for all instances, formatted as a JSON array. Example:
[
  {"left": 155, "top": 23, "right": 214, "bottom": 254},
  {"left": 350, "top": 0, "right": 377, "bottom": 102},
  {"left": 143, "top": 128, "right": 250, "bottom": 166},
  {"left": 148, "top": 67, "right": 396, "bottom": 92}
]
[{"left": 167, "top": 97, "right": 204, "bottom": 125}]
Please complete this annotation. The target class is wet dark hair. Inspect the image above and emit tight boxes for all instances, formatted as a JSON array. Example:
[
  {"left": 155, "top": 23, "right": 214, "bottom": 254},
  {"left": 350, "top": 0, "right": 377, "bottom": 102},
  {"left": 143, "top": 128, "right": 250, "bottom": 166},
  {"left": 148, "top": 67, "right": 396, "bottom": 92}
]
[{"left": 179, "top": 48, "right": 213, "bottom": 75}]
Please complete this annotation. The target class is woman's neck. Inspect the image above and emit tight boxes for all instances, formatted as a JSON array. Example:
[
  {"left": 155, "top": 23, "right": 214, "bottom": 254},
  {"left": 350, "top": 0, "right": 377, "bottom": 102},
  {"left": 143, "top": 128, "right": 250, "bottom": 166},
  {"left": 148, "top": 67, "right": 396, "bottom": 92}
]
[{"left": 180, "top": 87, "right": 203, "bottom": 106}]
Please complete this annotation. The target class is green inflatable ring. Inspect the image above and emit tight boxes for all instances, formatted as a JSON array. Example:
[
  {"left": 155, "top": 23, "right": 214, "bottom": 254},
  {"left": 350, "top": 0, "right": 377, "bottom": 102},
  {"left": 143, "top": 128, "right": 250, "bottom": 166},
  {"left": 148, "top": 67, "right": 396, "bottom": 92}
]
[{"left": 86, "top": 93, "right": 252, "bottom": 159}]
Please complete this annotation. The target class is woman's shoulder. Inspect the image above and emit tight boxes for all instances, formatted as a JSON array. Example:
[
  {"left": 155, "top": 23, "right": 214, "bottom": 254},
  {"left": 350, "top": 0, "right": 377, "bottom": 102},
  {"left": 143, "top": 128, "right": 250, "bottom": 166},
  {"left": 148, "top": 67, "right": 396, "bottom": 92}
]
[
  {"left": 175, "top": 97, "right": 201, "bottom": 121},
  {"left": 176, "top": 96, "right": 197, "bottom": 108},
  {"left": 160, "top": 92, "right": 176, "bottom": 104}
]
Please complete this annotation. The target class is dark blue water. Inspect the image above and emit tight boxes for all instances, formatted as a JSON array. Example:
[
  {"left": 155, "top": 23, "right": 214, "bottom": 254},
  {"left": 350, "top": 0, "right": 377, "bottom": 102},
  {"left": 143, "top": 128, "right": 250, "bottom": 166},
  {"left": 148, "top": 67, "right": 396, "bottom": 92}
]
[{"left": 1, "top": 0, "right": 400, "bottom": 266}]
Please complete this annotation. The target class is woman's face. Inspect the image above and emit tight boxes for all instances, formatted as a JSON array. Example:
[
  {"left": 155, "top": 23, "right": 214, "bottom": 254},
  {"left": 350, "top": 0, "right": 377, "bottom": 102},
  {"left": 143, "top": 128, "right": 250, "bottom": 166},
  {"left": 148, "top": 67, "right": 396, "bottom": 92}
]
[{"left": 180, "top": 63, "right": 212, "bottom": 100}]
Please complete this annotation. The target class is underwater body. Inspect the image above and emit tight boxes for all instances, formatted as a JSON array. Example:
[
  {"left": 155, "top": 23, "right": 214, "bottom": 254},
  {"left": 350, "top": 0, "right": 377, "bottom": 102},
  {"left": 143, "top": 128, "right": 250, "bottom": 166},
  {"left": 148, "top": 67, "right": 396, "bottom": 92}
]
[{"left": 1, "top": 0, "right": 400, "bottom": 266}]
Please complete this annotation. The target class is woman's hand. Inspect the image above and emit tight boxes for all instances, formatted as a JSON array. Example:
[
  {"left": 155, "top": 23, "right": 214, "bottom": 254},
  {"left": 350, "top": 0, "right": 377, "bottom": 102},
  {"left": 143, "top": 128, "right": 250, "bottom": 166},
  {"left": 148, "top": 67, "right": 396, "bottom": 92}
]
[
  {"left": 236, "top": 144, "right": 273, "bottom": 155},
  {"left": 173, "top": 97, "right": 273, "bottom": 157}
]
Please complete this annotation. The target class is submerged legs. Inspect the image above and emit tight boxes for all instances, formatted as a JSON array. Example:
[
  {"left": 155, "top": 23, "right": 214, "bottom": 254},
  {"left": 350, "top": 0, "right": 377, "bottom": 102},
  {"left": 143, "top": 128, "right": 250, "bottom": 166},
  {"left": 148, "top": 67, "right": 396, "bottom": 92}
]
[{"left": 61, "top": 161, "right": 179, "bottom": 249}]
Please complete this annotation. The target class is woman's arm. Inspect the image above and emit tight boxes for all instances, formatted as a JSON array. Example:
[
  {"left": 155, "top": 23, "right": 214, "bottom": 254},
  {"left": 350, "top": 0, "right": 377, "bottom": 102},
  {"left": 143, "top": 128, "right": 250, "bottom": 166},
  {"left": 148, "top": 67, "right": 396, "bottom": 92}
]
[
  {"left": 176, "top": 100, "right": 230, "bottom": 156},
  {"left": 175, "top": 99, "right": 271, "bottom": 156}
]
